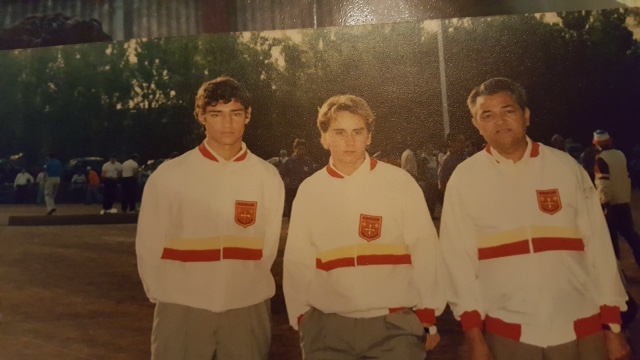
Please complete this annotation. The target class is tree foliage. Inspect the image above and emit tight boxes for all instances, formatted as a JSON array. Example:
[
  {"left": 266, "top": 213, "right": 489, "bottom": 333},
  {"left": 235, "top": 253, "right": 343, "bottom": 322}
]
[{"left": 0, "top": 7, "right": 638, "bottom": 167}]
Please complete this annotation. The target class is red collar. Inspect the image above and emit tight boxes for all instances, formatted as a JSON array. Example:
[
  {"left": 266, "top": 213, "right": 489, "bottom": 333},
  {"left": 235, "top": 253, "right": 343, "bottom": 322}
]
[
  {"left": 198, "top": 143, "right": 248, "bottom": 162},
  {"left": 326, "top": 157, "right": 378, "bottom": 179}
]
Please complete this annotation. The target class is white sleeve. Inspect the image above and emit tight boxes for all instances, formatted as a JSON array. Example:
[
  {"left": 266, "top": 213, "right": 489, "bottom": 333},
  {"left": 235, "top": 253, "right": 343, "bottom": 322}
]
[
  {"left": 576, "top": 166, "right": 628, "bottom": 319},
  {"left": 261, "top": 170, "right": 285, "bottom": 272},
  {"left": 439, "top": 171, "right": 485, "bottom": 331},
  {"left": 283, "top": 183, "right": 316, "bottom": 330},
  {"left": 135, "top": 172, "right": 170, "bottom": 303},
  {"left": 403, "top": 174, "right": 446, "bottom": 324}
]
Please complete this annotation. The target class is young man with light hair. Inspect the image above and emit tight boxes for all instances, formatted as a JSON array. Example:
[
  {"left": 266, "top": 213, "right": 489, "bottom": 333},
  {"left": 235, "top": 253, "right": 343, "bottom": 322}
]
[
  {"left": 440, "top": 77, "right": 630, "bottom": 360},
  {"left": 284, "top": 94, "right": 445, "bottom": 359},
  {"left": 136, "top": 76, "right": 284, "bottom": 360}
]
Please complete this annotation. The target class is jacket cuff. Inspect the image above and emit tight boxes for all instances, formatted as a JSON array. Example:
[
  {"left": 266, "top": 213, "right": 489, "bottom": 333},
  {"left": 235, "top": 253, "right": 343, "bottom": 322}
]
[
  {"left": 414, "top": 308, "right": 436, "bottom": 325},
  {"left": 461, "top": 310, "right": 483, "bottom": 332},
  {"left": 600, "top": 305, "right": 622, "bottom": 324}
]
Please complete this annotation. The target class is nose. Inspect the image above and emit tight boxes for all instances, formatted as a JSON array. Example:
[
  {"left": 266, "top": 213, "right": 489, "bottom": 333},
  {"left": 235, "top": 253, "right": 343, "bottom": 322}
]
[
  {"left": 220, "top": 112, "right": 233, "bottom": 126},
  {"left": 345, "top": 132, "right": 356, "bottom": 145}
]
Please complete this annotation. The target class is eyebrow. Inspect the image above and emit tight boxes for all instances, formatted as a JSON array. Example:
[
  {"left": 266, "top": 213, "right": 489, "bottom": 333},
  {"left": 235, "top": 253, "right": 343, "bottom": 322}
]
[{"left": 206, "top": 108, "right": 245, "bottom": 113}]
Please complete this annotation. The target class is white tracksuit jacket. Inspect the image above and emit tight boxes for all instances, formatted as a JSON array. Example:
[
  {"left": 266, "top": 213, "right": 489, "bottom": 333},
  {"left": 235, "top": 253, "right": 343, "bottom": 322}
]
[
  {"left": 284, "top": 154, "right": 446, "bottom": 330},
  {"left": 440, "top": 139, "right": 627, "bottom": 347},
  {"left": 136, "top": 142, "right": 284, "bottom": 312}
]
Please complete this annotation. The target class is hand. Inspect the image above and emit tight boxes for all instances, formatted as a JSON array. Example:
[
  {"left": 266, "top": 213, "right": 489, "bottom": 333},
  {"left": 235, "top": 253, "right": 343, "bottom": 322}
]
[
  {"left": 465, "top": 328, "right": 496, "bottom": 360},
  {"left": 425, "top": 332, "right": 441, "bottom": 351},
  {"left": 604, "top": 330, "right": 631, "bottom": 360}
]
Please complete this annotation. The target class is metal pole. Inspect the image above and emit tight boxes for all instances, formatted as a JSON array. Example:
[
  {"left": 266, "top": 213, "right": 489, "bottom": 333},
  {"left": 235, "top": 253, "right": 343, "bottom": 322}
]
[{"left": 437, "top": 19, "right": 450, "bottom": 139}]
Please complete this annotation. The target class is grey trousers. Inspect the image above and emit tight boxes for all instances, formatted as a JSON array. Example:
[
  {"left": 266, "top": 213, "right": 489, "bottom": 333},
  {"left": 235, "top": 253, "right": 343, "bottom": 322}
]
[
  {"left": 299, "top": 307, "right": 426, "bottom": 360},
  {"left": 151, "top": 300, "right": 271, "bottom": 360},
  {"left": 485, "top": 332, "right": 607, "bottom": 360}
]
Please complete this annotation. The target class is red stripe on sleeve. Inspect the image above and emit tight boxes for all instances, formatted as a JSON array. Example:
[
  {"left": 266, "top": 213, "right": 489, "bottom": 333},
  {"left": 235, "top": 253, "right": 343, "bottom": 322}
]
[
  {"left": 485, "top": 316, "right": 521, "bottom": 342},
  {"left": 460, "top": 310, "right": 483, "bottom": 332},
  {"left": 600, "top": 305, "right": 622, "bottom": 324},
  {"left": 574, "top": 314, "right": 602, "bottom": 339},
  {"left": 415, "top": 308, "right": 436, "bottom": 325}
]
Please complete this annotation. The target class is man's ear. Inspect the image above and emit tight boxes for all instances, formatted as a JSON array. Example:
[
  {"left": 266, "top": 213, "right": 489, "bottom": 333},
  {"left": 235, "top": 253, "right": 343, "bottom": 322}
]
[
  {"left": 320, "top": 133, "right": 329, "bottom": 150},
  {"left": 245, "top": 107, "right": 252, "bottom": 125},
  {"left": 197, "top": 111, "right": 206, "bottom": 126}
]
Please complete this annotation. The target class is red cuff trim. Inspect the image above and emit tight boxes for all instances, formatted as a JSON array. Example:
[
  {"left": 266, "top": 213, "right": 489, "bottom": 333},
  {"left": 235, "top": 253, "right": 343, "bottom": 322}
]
[
  {"left": 415, "top": 308, "right": 436, "bottom": 325},
  {"left": 461, "top": 310, "right": 483, "bottom": 332},
  {"left": 297, "top": 314, "right": 304, "bottom": 327},
  {"left": 600, "top": 305, "right": 622, "bottom": 324}
]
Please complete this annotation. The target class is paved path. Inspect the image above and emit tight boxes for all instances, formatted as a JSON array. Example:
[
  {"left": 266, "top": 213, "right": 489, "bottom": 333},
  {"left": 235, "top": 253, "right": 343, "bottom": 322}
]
[{"left": 1, "top": 192, "right": 639, "bottom": 359}]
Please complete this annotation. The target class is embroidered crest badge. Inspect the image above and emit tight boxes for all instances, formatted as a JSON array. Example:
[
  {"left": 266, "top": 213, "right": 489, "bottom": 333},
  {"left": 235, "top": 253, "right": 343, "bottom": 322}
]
[
  {"left": 235, "top": 200, "right": 257, "bottom": 228},
  {"left": 536, "top": 189, "right": 562, "bottom": 215},
  {"left": 359, "top": 214, "right": 382, "bottom": 241}
]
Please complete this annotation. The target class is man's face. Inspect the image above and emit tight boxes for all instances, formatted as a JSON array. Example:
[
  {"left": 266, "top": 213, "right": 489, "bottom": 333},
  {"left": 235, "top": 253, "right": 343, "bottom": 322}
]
[
  {"left": 471, "top": 92, "right": 530, "bottom": 153},
  {"left": 198, "top": 99, "right": 251, "bottom": 150},
  {"left": 321, "top": 111, "right": 371, "bottom": 172}
]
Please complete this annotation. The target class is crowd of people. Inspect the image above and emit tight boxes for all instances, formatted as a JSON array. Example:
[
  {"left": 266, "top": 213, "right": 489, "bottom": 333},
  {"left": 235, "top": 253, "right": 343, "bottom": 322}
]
[
  {"left": 133, "top": 76, "right": 638, "bottom": 360},
  {"left": 7, "top": 152, "right": 162, "bottom": 215}
]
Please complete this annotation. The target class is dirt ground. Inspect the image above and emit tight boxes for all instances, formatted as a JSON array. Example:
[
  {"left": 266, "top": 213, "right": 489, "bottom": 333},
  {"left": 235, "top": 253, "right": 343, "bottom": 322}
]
[{"left": 1, "top": 195, "right": 639, "bottom": 360}]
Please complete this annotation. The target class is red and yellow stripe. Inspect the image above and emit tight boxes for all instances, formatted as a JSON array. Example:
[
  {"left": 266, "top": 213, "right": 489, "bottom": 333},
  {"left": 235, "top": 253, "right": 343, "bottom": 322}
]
[
  {"left": 161, "top": 236, "right": 263, "bottom": 262},
  {"left": 478, "top": 226, "right": 584, "bottom": 261},
  {"left": 316, "top": 243, "right": 411, "bottom": 271}
]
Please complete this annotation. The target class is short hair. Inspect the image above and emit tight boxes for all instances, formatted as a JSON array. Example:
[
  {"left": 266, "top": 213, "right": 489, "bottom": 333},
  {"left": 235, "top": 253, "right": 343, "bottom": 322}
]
[
  {"left": 293, "top": 138, "right": 307, "bottom": 149},
  {"left": 48, "top": 152, "right": 56, "bottom": 159},
  {"left": 131, "top": 154, "right": 139, "bottom": 160},
  {"left": 317, "top": 95, "right": 375, "bottom": 134},
  {"left": 467, "top": 77, "right": 527, "bottom": 116},
  {"left": 110, "top": 153, "right": 118, "bottom": 159},
  {"left": 194, "top": 76, "right": 251, "bottom": 119}
]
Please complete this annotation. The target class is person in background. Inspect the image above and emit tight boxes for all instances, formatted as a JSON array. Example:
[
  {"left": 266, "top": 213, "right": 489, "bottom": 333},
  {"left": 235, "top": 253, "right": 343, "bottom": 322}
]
[
  {"left": 136, "top": 76, "right": 284, "bottom": 360},
  {"left": 280, "top": 138, "right": 315, "bottom": 218},
  {"left": 120, "top": 154, "right": 139, "bottom": 213},
  {"left": 401, "top": 148, "right": 419, "bottom": 179},
  {"left": 284, "top": 95, "right": 445, "bottom": 359},
  {"left": 13, "top": 168, "right": 33, "bottom": 204},
  {"left": 35, "top": 169, "right": 46, "bottom": 205},
  {"left": 101, "top": 153, "right": 122, "bottom": 214},
  {"left": 550, "top": 133, "right": 566, "bottom": 152},
  {"left": 70, "top": 169, "right": 87, "bottom": 203},
  {"left": 440, "top": 78, "right": 630, "bottom": 360},
  {"left": 593, "top": 130, "right": 640, "bottom": 269},
  {"left": 85, "top": 166, "right": 102, "bottom": 205},
  {"left": 44, "top": 153, "right": 63, "bottom": 215},
  {"left": 580, "top": 144, "right": 601, "bottom": 184},
  {"left": 438, "top": 132, "right": 467, "bottom": 195},
  {"left": 267, "top": 149, "right": 289, "bottom": 171}
]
